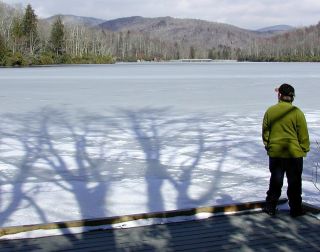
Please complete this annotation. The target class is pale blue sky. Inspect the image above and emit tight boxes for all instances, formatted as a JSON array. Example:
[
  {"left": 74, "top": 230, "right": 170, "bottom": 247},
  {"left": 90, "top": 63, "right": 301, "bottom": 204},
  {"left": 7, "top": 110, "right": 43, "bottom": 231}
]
[{"left": 2, "top": 0, "right": 320, "bottom": 29}]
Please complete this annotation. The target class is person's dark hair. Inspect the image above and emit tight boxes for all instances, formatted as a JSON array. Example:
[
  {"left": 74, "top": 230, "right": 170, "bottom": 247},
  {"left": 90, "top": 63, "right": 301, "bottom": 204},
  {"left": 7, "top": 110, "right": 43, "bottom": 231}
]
[{"left": 278, "top": 83, "right": 295, "bottom": 102}]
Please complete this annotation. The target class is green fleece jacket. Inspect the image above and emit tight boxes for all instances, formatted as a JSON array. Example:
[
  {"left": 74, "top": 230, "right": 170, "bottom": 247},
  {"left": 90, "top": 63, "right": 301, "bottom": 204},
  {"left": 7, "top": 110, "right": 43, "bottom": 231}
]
[{"left": 262, "top": 101, "right": 310, "bottom": 158}]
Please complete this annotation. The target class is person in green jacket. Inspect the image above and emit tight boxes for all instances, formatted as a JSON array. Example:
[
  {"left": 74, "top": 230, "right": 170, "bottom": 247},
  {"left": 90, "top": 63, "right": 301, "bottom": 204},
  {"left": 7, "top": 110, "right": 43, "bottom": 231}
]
[{"left": 262, "top": 83, "right": 310, "bottom": 217}]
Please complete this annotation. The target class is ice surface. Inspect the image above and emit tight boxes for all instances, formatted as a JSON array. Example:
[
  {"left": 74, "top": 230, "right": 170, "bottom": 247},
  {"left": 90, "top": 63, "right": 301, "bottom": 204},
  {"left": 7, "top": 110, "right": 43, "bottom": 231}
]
[{"left": 0, "top": 62, "right": 319, "bottom": 238}]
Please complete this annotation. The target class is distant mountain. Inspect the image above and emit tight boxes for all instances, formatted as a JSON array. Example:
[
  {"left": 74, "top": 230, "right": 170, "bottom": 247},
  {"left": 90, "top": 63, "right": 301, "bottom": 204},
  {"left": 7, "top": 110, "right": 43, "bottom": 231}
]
[
  {"left": 44, "top": 15, "right": 106, "bottom": 27},
  {"left": 98, "top": 16, "right": 146, "bottom": 31},
  {"left": 256, "top": 25, "right": 294, "bottom": 33},
  {"left": 44, "top": 14, "right": 294, "bottom": 42},
  {"left": 99, "top": 16, "right": 251, "bottom": 34},
  {"left": 42, "top": 13, "right": 312, "bottom": 59},
  {"left": 98, "top": 16, "right": 259, "bottom": 50}
]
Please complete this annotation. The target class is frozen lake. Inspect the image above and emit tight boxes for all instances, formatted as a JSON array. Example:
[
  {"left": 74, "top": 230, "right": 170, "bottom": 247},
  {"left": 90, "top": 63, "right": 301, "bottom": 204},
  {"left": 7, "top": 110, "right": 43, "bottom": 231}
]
[
  {"left": 0, "top": 62, "right": 320, "bottom": 231},
  {"left": 0, "top": 62, "right": 320, "bottom": 114}
]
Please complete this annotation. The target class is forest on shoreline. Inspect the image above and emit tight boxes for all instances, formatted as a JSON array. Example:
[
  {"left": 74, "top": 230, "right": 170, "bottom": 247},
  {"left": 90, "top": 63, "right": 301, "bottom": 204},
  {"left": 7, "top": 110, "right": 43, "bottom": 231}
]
[{"left": 0, "top": 2, "right": 320, "bottom": 67}]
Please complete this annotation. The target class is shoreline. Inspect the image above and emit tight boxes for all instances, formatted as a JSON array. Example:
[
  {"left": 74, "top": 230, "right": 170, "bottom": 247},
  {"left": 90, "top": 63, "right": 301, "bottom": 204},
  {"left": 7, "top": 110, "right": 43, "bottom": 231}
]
[{"left": 1, "top": 60, "right": 320, "bottom": 69}]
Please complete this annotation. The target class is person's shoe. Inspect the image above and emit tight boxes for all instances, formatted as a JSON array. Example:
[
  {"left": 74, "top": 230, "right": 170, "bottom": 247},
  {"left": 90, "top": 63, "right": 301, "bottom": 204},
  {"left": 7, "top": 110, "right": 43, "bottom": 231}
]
[
  {"left": 262, "top": 206, "right": 277, "bottom": 216},
  {"left": 290, "top": 209, "right": 306, "bottom": 218}
]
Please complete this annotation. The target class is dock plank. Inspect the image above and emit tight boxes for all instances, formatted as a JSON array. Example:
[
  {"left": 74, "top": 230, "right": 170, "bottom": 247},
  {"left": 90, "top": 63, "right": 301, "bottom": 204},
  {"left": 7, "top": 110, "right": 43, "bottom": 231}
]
[{"left": 0, "top": 211, "right": 319, "bottom": 252}]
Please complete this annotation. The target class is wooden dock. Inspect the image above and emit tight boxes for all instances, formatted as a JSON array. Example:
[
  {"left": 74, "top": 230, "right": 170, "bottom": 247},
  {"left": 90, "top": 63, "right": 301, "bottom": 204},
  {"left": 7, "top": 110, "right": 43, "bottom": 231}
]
[{"left": 0, "top": 201, "right": 319, "bottom": 251}]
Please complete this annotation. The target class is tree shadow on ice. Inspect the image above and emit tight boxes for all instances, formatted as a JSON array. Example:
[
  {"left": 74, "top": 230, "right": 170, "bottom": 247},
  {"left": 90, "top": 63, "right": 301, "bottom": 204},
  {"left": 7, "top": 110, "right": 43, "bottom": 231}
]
[
  {"left": 118, "top": 107, "right": 235, "bottom": 249},
  {"left": 39, "top": 110, "right": 109, "bottom": 218},
  {"left": 123, "top": 108, "right": 171, "bottom": 212},
  {"left": 0, "top": 112, "right": 49, "bottom": 227},
  {"left": 36, "top": 108, "right": 116, "bottom": 244},
  {"left": 0, "top": 108, "right": 117, "bottom": 248},
  {"left": 0, "top": 107, "right": 268, "bottom": 230},
  {"left": 120, "top": 108, "right": 245, "bottom": 212},
  {"left": 1, "top": 107, "right": 318, "bottom": 250}
]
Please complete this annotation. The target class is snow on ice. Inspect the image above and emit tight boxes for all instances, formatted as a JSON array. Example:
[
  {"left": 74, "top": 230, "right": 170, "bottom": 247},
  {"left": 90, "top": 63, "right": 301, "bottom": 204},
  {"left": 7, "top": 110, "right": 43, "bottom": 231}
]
[
  {"left": 0, "top": 63, "right": 319, "bottom": 239},
  {"left": 0, "top": 108, "right": 319, "bottom": 232}
]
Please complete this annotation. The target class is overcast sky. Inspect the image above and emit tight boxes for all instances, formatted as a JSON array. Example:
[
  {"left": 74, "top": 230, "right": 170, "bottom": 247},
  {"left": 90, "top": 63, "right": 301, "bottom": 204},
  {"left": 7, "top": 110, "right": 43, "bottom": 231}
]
[{"left": 2, "top": 0, "right": 320, "bottom": 29}]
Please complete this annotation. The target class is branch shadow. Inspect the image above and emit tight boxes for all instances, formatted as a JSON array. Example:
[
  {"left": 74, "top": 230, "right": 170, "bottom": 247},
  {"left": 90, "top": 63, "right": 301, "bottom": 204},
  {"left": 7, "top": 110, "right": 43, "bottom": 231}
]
[
  {"left": 0, "top": 106, "right": 317, "bottom": 251},
  {"left": 119, "top": 108, "right": 240, "bottom": 212},
  {"left": 0, "top": 108, "right": 117, "bottom": 247},
  {"left": 0, "top": 112, "right": 49, "bottom": 227}
]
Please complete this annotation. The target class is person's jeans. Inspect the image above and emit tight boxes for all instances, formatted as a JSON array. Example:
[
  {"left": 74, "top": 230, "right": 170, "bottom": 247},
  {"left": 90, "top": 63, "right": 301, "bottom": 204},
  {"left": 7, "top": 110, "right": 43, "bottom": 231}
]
[{"left": 266, "top": 157, "right": 303, "bottom": 214}]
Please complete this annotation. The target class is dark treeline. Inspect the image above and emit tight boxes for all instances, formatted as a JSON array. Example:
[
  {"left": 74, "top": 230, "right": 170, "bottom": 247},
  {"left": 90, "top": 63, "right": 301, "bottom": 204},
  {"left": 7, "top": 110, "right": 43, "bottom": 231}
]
[{"left": 1, "top": 2, "right": 320, "bottom": 66}]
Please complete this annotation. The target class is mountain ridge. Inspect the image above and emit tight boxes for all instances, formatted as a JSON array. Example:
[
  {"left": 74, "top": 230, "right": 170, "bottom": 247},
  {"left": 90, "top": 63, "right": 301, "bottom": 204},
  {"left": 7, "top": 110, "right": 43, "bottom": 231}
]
[
  {"left": 256, "top": 25, "right": 294, "bottom": 33},
  {"left": 44, "top": 14, "right": 106, "bottom": 27},
  {"left": 42, "top": 14, "right": 298, "bottom": 58},
  {"left": 44, "top": 14, "right": 294, "bottom": 34},
  {"left": 95, "top": 16, "right": 291, "bottom": 53}
]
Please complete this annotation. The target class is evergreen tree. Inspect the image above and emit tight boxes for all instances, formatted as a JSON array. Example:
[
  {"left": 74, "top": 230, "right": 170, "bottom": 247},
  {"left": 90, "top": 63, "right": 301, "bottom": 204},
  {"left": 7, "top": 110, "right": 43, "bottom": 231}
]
[
  {"left": 12, "top": 17, "right": 24, "bottom": 38},
  {"left": 22, "top": 4, "right": 38, "bottom": 54},
  {"left": 50, "top": 16, "right": 65, "bottom": 55}
]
